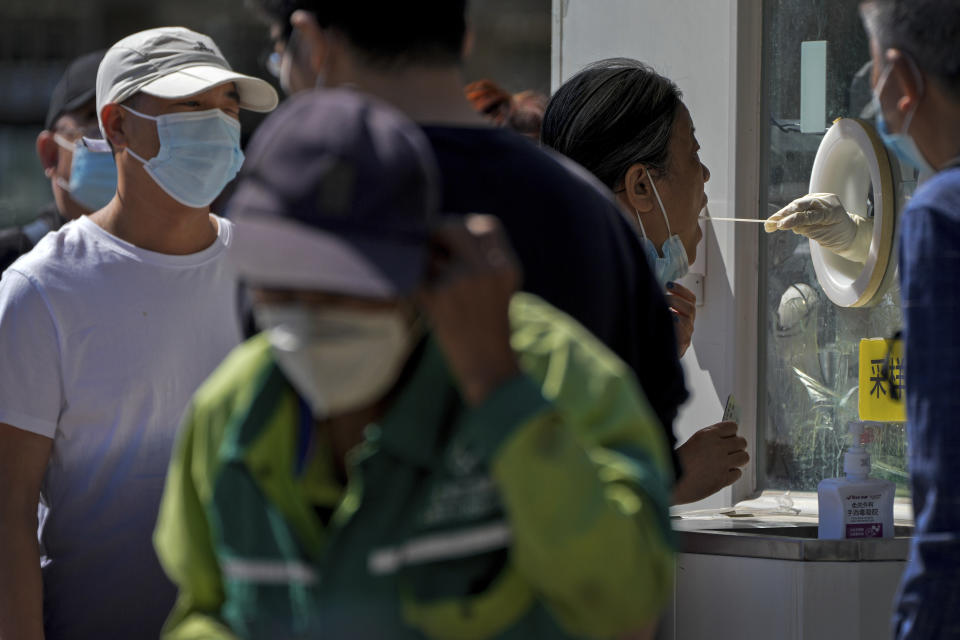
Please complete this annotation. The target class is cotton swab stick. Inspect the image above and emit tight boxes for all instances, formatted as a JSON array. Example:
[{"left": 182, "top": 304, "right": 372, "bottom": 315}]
[{"left": 699, "top": 216, "right": 768, "bottom": 223}]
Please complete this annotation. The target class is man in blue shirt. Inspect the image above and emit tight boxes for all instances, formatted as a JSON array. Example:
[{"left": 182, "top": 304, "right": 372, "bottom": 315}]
[
  {"left": 862, "top": 2, "right": 960, "bottom": 636},
  {"left": 767, "top": 1, "right": 960, "bottom": 636}
]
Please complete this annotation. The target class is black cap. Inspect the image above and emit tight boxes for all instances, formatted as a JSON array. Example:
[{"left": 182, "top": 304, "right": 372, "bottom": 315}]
[
  {"left": 227, "top": 88, "right": 440, "bottom": 299},
  {"left": 45, "top": 50, "right": 106, "bottom": 131}
]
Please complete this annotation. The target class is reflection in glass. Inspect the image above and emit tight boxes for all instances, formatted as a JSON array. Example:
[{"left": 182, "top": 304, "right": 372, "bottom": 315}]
[{"left": 759, "top": 0, "right": 909, "bottom": 495}]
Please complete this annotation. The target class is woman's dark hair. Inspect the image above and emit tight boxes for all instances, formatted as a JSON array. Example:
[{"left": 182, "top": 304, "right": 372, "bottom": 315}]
[{"left": 541, "top": 58, "right": 682, "bottom": 190}]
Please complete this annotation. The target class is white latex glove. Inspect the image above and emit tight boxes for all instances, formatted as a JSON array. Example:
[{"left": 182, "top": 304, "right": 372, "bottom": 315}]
[{"left": 764, "top": 193, "right": 874, "bottom": 263}]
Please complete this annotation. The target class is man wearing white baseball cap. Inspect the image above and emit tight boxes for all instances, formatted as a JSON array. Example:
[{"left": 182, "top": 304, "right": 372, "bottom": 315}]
[{"left": 0, "top": 27, "right": 277, "bottom": 639}]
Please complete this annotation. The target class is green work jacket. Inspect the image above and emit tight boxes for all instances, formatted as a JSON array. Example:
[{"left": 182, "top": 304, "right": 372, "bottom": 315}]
[{"left": 154, "top": 293, "right": 675, "bottom": 639}]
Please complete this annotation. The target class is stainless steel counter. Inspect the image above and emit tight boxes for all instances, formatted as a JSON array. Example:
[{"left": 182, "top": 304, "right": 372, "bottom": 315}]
[{"left": 673, "top": 517, "right": 912, "bottom": 562}]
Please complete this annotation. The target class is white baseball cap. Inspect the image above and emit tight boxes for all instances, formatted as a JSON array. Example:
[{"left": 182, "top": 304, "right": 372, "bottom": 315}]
[{"left": 96, "top": 26, "right": 278, "bottom": 132}]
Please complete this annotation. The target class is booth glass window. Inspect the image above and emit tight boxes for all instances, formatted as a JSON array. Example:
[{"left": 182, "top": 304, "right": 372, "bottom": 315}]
[{"left": 758, "top": 0, "right": 910, "bottom": 496}]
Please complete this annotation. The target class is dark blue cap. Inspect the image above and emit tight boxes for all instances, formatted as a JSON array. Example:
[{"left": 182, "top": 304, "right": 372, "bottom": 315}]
[
  {"left": 46, "top": 50, "right": 105, "bottom": 131},
  {"left": 228, "top": 88, "right": 440, "bottom": 299}
]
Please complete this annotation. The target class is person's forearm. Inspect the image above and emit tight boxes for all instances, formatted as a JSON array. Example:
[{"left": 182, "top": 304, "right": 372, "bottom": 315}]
[{"left": 0, "top": 518, "right": 44, "bottom": 640}]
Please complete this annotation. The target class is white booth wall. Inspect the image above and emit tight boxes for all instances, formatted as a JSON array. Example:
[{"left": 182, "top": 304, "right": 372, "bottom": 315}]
[{"left": 552, "top": 0, "right": 763, "bottom": 508}]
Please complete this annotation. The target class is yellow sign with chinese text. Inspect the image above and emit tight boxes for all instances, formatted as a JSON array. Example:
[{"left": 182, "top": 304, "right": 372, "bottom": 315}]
[{"left": 858, "top": 337, "right": 906, "bottom": 422}]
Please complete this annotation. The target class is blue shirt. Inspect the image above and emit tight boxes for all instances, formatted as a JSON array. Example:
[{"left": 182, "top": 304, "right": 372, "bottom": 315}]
[{"left": 894, "top": 165, "right": 960, "bottom": 639}]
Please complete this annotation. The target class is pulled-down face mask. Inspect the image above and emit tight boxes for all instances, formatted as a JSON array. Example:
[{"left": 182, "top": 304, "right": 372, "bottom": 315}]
[{"left": 635, "top": 176, "right": 690, "bottom": 288}]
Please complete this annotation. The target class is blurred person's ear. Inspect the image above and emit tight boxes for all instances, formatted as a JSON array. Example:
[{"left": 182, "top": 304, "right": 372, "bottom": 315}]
[
  {"left": 462, "top": 26, "right": 475, "bottom": 59},
  {"left": 623, "top": 163, "right": 657, "bottom": 215},
  {"left": 886, "top": 49, "right": 924, "bottom": 118},
  {"left": 36, "top": 131, "right": 59, "bottom": 175},
  {"left": 101, "top": 104, "right": 129, "bottom": 151},
  {"left": 290, "top": 10, "right": 330, "bottom": 76}
]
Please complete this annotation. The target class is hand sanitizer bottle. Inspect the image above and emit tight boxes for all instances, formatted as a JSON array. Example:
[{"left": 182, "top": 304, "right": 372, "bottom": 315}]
[{"left": 818, "top": 422, "right": 895, "bottom": 539}]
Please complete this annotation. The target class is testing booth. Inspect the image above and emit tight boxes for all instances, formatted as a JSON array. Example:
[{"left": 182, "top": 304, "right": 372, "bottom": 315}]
[{"left": 553, "top": 1, "right": 917, "bottom": 637}]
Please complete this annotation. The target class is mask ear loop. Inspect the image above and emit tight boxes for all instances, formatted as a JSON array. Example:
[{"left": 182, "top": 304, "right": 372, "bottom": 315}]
[
  {"left": 51, "top": 134, "right": 75, "bottom": 191},
  {"left": 632, "top": 169, "right": 669, "bottom": 240},
  {"left": 641, "top": 175, "right": 674, "bottom": 258},
  {"left": 120, "top": 105, "right": 160, "bottom": 123},
  {"left": 873, "top": 62, "right": 894, "bottom": 104},
  {"left": 648, "top": 176, "right": 673, "bottom": 237},
  {"left": 875, "top": 56, "right": 925, "bottom": 136},
  {"left": 634, "top": 208, "right": 649, "bottom": 239},
  {"left": 899, "top": 54, "right": 925, "bottom": 137},
  {"left": 53, "top": 133, "right": 76, "bottom": 152},
  {"left": 117, "top": 105, "right": 156, "bottom": 166}
]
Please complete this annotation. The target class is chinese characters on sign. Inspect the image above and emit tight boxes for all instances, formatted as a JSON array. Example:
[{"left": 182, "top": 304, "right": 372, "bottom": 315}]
[
  {"left": 869, "top": 356, "right": 904, "bottom": 399},
  {"left": 859, "top": 338, "right": 906, "bottom": 422}
]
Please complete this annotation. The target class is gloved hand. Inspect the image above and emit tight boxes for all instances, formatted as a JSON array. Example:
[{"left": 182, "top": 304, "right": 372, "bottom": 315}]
[{"left": 764, "top": 193, "right": 874, "bottom": 263}]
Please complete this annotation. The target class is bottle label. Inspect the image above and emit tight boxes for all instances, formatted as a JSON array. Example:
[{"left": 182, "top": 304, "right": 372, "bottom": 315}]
[
  {"left": 846, "top": 523, "right": 883, "bottom": 538},
  {"left": 843, "top": 493, "right": 884, "bottom": 538}
]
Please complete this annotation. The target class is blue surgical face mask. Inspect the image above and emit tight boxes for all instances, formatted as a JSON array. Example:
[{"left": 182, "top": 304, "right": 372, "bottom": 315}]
[
  {"left": 122, "top": 105, "right": 244, "bottom": 208},
  {"left": 54, "top": 134, "right": 117, "bottom": 211},
  {"left": 872, "top": 60, "right": 933, "bottom": 175},
  {"left": 635, "top": 177, "right": 690, "bottom": 288}
]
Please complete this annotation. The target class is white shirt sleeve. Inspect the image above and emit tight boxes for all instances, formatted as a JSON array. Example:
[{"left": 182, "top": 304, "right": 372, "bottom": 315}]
[{"left": 0, "top": 269, "right": 62, "bottom": 438}]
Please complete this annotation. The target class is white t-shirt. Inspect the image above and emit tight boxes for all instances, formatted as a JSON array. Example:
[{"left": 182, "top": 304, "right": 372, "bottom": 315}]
[{"left": 0, "top": 214, "right": 242, "bottom": 639}]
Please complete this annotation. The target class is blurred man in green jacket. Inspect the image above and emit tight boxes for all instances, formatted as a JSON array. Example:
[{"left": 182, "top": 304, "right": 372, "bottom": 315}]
[{"left": 154, "top": 88, "right": 675, "bottom": 640}]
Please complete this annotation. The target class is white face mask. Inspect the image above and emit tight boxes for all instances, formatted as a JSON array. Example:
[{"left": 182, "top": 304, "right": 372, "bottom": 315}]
[
  {"left": 634, "top": 177, "right": 690, "bottom": 288},
  {"left": 254, "top": 305, "right": 419, "bottom": 419}
]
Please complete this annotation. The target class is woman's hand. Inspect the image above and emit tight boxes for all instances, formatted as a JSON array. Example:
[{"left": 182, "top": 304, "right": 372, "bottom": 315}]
[
  {"left": 672, "top": 421, "right": 749, "bottom": 505},
  {"left": 665, "top": 281, "right": 696, "bottom": 357}
]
